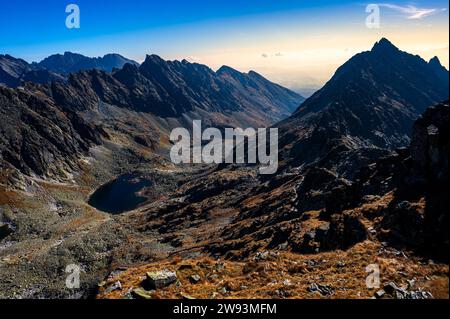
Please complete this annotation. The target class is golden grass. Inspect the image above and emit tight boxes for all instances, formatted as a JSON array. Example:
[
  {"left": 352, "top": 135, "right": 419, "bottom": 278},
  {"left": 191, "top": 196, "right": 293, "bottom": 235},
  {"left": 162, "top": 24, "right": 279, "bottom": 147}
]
[{"left": 97, "top": 241, "right": 448, "bottom": 300}]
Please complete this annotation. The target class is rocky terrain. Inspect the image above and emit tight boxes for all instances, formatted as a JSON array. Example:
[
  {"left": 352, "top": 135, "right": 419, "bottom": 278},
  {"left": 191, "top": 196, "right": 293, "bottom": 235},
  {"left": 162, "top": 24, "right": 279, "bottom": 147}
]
[
  {"left": 97, "top": 101, "right": 449, "bottom": 300},
  {"left": 0, "top": 39, "right": 448, "bottom": 299}
]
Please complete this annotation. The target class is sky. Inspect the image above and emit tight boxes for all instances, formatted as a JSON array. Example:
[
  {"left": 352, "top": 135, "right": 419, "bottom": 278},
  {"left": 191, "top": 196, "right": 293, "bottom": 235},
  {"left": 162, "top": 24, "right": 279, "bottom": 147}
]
[{"left": 0, "top": 0, "right": 448, "bottom": 96}]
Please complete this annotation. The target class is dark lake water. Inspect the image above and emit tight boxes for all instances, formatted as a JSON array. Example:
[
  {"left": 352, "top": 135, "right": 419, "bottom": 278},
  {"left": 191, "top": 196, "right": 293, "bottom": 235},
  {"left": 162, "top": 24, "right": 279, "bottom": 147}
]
[{"left": 88, "top": 173, "right": 153, "bottom": 214}]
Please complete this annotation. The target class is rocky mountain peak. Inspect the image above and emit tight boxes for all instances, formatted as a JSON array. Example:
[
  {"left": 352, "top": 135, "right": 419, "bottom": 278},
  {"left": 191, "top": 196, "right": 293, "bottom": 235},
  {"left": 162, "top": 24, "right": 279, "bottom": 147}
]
[
  {"left": 141, "top": 54, "right": 165, "bottom": 66},
  {"left": 429, "top": 56, "right": 444, "bottom": 67},
  {"left": 217, "top": 65, "right": 241, "bottom": 76},
  {"left": 371, "top": 37, "right": 399, "bottom": 54}
]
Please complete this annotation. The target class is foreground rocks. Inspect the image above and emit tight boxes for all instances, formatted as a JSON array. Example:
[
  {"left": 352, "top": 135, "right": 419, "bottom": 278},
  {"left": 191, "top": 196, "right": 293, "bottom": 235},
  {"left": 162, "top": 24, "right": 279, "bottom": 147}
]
[
  {"left": 97, "top": 244, "right": 448, "bottom": 299},
  {"left": 374, "top": 282, "right": 433, "bottom": 300}
]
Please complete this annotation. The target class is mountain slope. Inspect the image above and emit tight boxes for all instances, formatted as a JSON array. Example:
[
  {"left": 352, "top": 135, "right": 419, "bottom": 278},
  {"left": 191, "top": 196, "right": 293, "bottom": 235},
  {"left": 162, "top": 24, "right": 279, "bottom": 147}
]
[
  {"left": 218, "top": 66, "right": 303, "bottom": 118},
  {"left": 0, "top": 85, "right": 104, "bottom": 179},
  {"left": 0, "top": 55, "right": 31, "bottom": 87},
  {"left": 278, "top": 38, "right": 449, "bottom": 172}
]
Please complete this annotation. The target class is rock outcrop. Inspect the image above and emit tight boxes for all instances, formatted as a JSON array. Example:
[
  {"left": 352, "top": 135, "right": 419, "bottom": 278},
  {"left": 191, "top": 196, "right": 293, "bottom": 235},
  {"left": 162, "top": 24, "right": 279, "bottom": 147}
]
[{"left": 0, "top": 86, "right": 104, "bottom": 179}]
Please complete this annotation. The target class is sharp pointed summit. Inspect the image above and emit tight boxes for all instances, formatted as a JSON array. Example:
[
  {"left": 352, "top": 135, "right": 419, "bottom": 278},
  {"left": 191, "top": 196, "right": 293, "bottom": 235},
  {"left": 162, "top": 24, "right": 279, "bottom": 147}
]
[
  {"left": 429, "top": 56, "right": 443, "bottom": 67},
  {"left": 371, "top": 37, "right": 400, "bottom": 54}
]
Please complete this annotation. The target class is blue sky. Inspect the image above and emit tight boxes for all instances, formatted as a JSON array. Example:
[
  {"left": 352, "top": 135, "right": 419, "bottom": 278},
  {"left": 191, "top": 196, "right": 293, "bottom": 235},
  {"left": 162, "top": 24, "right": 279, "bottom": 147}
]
[
  {"left": 0, "top": 0, "right": 448, "bottom": 93},
  {"left": 0, "top": 0, "right": 350, "bottom": 46}
]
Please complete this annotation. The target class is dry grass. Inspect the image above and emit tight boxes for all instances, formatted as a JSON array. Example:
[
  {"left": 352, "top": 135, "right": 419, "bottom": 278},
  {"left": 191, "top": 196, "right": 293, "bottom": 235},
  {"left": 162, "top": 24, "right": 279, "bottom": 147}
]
[{"left": 97, "top": 240, "right": 448, "bottom": 300}]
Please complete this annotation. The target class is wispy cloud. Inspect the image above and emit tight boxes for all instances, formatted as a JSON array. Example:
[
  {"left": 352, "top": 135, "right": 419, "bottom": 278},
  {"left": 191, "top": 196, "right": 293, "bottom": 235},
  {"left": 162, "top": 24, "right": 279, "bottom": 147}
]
[
  {"left": 379, "top": 3, "right": 446, "bottom": 19},
  {"left": 261, "top": 52, "right": 284, "bottom": 58}
]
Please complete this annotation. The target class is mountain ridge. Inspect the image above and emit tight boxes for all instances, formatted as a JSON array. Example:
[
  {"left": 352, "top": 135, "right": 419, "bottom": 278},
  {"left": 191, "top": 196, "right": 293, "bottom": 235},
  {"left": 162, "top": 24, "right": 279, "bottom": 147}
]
[
  {"left": 34, "top": 52, "right": 140, "bottom": 74},
  {"left": 0, "top": 52, "right": 140, "bottom": 88}
]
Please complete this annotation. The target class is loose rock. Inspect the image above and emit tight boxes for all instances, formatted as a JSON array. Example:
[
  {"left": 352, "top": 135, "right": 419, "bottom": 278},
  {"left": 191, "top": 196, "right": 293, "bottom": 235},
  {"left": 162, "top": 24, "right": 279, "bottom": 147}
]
[{"left": 145, "top": 270, "right": 177, "bottom": 289}]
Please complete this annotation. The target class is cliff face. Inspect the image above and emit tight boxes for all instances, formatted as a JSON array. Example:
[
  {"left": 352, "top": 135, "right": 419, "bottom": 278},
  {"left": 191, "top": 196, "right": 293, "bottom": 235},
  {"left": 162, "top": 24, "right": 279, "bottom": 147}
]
[
  {"left": 321, "top": 101, "right": 449, "bottom": 260},
  {"left": 409, "top": 102, "right": 449, "bottom": 259},
  {"left": 0, "top": 86, "right": 104, "bottom": 179}
]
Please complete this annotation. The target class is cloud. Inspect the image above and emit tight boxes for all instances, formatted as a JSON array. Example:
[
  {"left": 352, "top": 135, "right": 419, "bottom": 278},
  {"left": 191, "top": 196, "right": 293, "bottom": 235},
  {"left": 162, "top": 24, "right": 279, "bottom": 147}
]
[
  {"left": 188, "top": 56, "right": 201, "bottom": 62},
  {"left": 379, "top": 3, "right": 446, "bottom": 19},
  {"left": 261, "top": 52, "right": 284, "bottom": 58}
]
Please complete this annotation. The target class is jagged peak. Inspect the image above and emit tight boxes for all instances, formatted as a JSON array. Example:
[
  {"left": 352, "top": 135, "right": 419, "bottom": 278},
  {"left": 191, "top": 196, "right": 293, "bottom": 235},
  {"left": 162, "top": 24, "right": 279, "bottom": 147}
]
[
  {"left": 63, "top": 51, "right": 80, "bottom": 56},
  {"left": 217, "top": 65, "right": 241, "bottom": 75},
  {"left": 143, "top": 54, "right": 164, "bottom": 62},
  {"left": 371, "top": 37, "right": 399, "bottom": 53},
  {"left": 121, "top": 62, "right": 139, "bottom": 71},
  {"left": 429, "top": 56, "right": 443, "bottom": 67},
  {"left": 0, "top": 54, "right": 19, "bottom": 60},
  {"left": 248, "top": 70, "right": 265, "bottom": 79}
]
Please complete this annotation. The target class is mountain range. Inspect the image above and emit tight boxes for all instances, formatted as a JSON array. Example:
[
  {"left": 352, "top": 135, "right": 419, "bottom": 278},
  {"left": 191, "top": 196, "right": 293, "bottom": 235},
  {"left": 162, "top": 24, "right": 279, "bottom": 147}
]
[{"left": 0, "top": 52, "right": 304, "bottom": 179}]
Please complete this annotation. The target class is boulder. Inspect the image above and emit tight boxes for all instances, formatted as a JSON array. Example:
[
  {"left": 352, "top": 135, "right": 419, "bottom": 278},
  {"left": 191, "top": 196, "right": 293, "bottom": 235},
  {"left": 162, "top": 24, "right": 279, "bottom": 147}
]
[
  {"left": 132, "top": 288, "right": 153, "bottom": 299},
  {"left": 307, "top": 283, "right": 333, "bottom": 296},
  {"left": 145, "top": 270, "right": 177, "bottom": 289}
]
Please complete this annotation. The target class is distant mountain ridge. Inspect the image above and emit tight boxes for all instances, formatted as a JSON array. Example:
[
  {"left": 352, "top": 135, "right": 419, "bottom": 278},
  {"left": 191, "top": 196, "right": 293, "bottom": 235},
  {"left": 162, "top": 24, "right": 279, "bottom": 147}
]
[
  {"left": 46, "top": 54, "right": 304, "bottom": 124},
  {"left": 0, "top": 52, "right": 139, "bottom": 87},
  {"left": 1, "top": 52, "right": 303, "bottom": 125},
  {"left": 35, "top": 52, "right": 139, "bottom": 74}
]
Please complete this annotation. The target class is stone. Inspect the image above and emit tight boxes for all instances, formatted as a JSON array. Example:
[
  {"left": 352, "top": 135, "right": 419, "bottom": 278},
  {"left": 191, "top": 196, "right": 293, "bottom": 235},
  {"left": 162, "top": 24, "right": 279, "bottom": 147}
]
[
  {"left": 189, "top": 274, "right": 201, "bottom": 284},
  {"left": 219, "top": 287, "right": 228, "bottom": 294},
  {"left": 383, "top": 282, "right": 400, "bottom": 295},
  {"left": 211, "top": 292, "right": 219, "bottom": 299},
  {"left": 408, "top": 291, "right": 433, "bottom": 299},
  {"left": 253, "top": 251, "right": 269, "bottom": 261},
  {"left": 145, "top": 270, "right": 177, "bottom": 289},
  {"left": 132, "top": 288, "right": 154, "bottom": 299},
  {"left": 307, "top": 283, "right": 333, "bottom": 296},
  {"left": 180, "top": 292, "right": 196, "bottom": 299},
  {"left": 383, "top": 281, "right": 433, "bottom": 299},
  {"left": 374, "top": 290, "right": 385, "bottom": 299},
  {"left": 105, "top": 281, "right": 122, "bottom": 294},
  {"left": 407, "top": 279, "right": 416, "bottom": 290}
]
